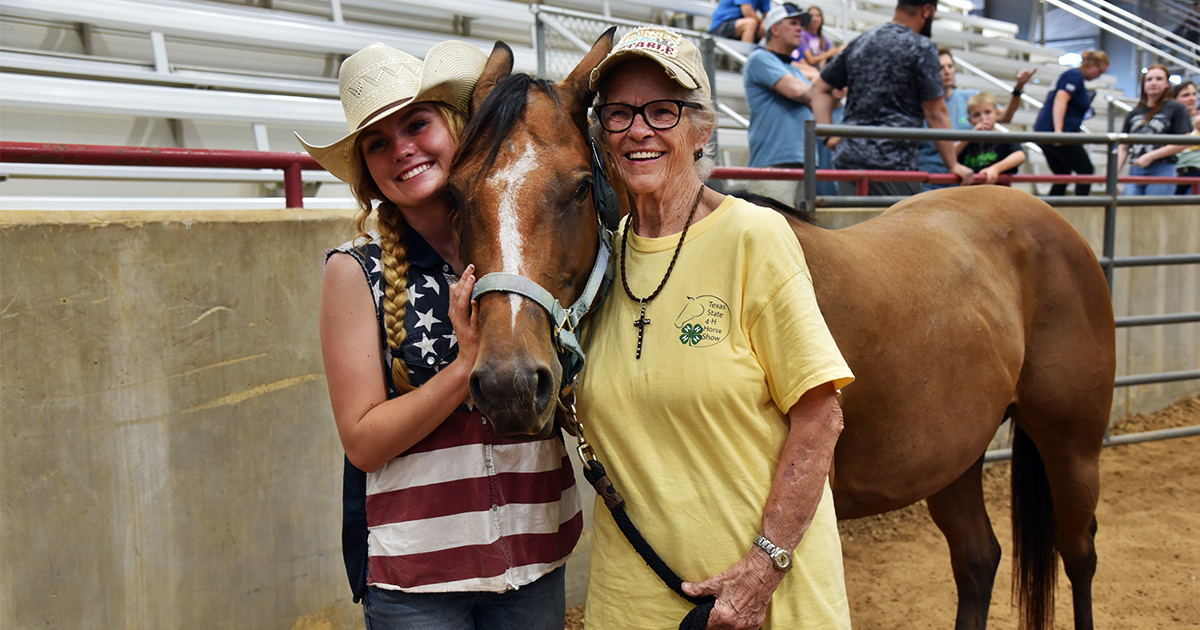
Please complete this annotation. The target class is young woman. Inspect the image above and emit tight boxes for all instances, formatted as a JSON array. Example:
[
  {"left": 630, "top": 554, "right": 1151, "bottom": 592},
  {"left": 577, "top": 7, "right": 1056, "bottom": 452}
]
[
  {"left": 791, "top": 6, "right": 841, "bottom": 81},
  {"left": 298, "top": 41, "right": 581, "bottom": 629},
  {"left": 1033, "top": 50, "right": 1109, "bottom": 196},
  {"left": 1117, "top": 64, "right": 1191, "bottom": 196}
]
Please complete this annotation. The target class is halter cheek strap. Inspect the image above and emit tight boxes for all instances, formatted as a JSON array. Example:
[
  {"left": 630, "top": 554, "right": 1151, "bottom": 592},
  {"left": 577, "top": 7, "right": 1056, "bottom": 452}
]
[{"left": 470, "top": 226, "right": 613, "bottom": 392}]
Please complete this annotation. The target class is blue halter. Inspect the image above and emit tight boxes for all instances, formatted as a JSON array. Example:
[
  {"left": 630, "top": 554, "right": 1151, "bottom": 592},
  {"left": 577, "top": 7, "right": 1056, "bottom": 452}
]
[{"left": 470, "top": 225, "right": 612, "bottom": 394}]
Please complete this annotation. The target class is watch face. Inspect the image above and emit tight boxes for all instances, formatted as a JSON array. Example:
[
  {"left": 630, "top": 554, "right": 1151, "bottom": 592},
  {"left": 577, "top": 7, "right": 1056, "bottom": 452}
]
[{"left": 773, "top": 552, "right": 791, "bottom": 571}]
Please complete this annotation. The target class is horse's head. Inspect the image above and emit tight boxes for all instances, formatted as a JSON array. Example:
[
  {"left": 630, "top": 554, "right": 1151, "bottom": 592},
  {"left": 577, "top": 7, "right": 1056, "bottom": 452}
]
[{"left": 451, "top": 31, "right": 616, "bottom": 439}]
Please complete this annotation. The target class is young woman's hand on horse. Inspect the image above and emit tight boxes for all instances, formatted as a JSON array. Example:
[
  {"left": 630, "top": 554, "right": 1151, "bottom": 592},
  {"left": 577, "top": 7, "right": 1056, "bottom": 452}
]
[
  {"left": 322, "top": 257, "right": 480, "bottom": 473},
  {"left": 682, "top": 382, "right": 845, "bottom": 629},
  {"left": 447, "top": 263, "right": 480, "bottom": 377}
]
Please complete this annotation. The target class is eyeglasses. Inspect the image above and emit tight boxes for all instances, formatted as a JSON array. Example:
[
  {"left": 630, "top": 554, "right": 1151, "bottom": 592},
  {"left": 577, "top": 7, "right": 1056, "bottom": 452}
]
[{"left": 595, "top": 99, "right": 704, "bottom": 133}]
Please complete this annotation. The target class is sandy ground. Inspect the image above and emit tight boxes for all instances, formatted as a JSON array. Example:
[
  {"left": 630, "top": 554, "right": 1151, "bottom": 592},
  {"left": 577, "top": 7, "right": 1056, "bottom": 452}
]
[{"left": 566, "top": 395, "right": 1200, "bottom": 629}]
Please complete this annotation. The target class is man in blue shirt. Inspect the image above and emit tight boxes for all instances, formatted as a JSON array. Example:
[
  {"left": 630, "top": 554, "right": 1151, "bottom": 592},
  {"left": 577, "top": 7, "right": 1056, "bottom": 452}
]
[
  {"left": 743, "top": 3, "right": 817, "bottom": 207},
  {"left": 709, "top": 0, "right": 772, "bottom": 43}
]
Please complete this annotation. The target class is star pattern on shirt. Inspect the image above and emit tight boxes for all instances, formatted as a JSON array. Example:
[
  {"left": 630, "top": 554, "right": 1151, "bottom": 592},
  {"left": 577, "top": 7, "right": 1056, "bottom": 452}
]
[
  {"left": 342, "top": 238, "right": 464, "bottom": 394},
  {"left": 412, "top": 334, "right": 438, "bottom": 357},
  {"left": 422, "top": 274, "right": 441, "bottom": 295},
  {"left": 415, "top": 308, "right": 442, "bottom": 332}
]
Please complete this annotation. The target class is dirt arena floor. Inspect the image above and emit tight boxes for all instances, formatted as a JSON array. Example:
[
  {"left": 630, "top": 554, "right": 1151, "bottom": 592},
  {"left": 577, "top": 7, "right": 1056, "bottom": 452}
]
[{"left": 566, "top": 395, "right": 1199, "bottom": 629}]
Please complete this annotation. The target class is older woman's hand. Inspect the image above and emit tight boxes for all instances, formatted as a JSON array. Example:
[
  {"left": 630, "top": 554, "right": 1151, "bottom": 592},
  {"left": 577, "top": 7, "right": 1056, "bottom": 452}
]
[{"left": 681, "top": 551, "right": 785, "bottom": 629}]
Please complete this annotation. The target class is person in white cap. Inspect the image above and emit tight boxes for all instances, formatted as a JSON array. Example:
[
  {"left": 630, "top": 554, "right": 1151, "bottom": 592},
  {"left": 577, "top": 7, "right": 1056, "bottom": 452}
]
[
  {"left": 299, "top": 41, "right": 581, "bottom": 629},
  {"left": 576, "top": 25, "right": 854, "bottom": 630},
  {"left": 743, "top": 2, "right": 817, "bottom": 207}
]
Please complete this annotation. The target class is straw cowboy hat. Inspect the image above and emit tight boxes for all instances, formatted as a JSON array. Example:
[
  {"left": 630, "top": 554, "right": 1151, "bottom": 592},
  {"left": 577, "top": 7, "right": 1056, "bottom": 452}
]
[{"left": 297, "top": 40, "right": 487, "bottom": 185}]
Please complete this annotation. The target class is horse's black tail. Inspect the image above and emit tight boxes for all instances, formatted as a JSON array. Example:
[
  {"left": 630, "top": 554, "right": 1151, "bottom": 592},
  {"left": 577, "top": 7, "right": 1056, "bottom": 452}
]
[{"left": 1011, "top": 423, "right": 1058, "bottom": 630}]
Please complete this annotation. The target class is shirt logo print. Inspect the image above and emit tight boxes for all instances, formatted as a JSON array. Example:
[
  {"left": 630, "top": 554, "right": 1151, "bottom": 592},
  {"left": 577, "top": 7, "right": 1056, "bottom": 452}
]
[{"left": 674, "top": 295, "right": 732, "bottom": 348}]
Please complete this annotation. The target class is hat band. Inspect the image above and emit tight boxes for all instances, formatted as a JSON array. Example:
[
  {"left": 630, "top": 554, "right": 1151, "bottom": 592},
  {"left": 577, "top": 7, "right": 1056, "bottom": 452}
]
[{"left": 356, "top": 98, "right": 413, "bottom": 131}]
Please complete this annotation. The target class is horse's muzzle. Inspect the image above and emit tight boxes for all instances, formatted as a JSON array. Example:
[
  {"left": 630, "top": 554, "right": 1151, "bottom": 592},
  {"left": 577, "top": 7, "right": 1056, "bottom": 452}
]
[{"left": 469, "top": 356, "right": 557, "bottom": 439}]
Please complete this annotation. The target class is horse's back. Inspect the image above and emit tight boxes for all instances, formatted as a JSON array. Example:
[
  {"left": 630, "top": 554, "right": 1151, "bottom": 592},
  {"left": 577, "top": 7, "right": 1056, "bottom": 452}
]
[{"left": 788, "top": 186, "right": 1114, "bottom": 517}]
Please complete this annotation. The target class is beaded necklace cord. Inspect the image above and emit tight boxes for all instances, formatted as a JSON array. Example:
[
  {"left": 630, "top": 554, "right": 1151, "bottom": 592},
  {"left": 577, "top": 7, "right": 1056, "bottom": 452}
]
[{"left": 620, "top": 185, "right": 705, "bottom": 359}]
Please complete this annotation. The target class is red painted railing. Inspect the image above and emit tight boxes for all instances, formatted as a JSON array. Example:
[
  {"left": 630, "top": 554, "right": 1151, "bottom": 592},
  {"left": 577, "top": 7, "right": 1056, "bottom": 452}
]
[
  {"left": 3, "top": 142, "right": 1198, "bottom": 208},
  {"left": 711, "top": 167, "right": 1200, "bottom": 196},
  {"left": 0, "top": 142, "right": 322, "bottom": 208}
]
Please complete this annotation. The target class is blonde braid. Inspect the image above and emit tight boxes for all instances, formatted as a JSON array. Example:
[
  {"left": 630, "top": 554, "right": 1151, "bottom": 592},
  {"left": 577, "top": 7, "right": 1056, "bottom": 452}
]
[
  {"left": 350, "top": 159, "right": 415, "bottom": 394},
  {"left": 376, "top": 208, "right": 416, "bottom": 394}
]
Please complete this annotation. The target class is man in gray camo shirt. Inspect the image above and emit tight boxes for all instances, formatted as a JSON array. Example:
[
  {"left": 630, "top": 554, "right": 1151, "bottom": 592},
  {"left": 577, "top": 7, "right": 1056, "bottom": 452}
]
[{"left": 810, "top": 0, "right": 974, "bottom": 196}]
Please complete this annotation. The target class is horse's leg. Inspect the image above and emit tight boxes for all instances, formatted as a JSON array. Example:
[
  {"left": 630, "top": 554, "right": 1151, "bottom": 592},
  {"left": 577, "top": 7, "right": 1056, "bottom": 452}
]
[{"left": 925, "top": 454, "right": 1001, "bottom": 630}]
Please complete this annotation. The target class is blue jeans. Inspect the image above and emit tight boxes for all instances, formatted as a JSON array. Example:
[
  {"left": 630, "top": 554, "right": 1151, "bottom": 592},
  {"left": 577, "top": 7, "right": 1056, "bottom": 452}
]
[
  {"left": 1126, "top": 161, "right": 1177, "bottom": 196},
  {"left": 363, "top": 566, "right": 565, "bottom": 630}
]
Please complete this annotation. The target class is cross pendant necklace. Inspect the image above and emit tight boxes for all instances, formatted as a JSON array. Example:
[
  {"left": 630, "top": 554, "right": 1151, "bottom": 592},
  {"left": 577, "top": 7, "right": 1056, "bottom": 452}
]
[
  {"left": 632, "top": 300, "right": 651, "bottom": 359},
  {"left": 620, "top": 185, "right": 705, "bottom": 359}
]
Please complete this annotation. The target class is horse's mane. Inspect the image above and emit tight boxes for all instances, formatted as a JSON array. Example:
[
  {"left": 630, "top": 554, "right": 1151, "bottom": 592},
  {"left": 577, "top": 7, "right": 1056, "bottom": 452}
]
[
  {"left": 453, "top": 73, "right": 560, "bottom": 173},
  {"left": 727, "top": 190, "right": 819, "bottom": 225}
]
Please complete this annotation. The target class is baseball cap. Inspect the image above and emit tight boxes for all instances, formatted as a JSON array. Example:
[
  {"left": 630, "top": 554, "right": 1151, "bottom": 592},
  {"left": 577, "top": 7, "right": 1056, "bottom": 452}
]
[
  {"left": 762, "top": 3, "right": 812, "bottom": 34},
  {"left": 589, "top": 26, "right": 711, "bottom": 102}
]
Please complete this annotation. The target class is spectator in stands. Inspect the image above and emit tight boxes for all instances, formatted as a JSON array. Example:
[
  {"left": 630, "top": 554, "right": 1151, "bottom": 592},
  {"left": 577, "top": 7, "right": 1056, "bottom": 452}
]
[
  {"left": 744, "top": 3, "right": 818, "bottom": 207},
  {"left": 955, "top": 92, "right": 1026, "bottom": 184},
  {"left": 810, "top": 0, "right": 974, "bottom": 196},
  {"left": 1172, "top": 80, "right": 1196, "bottom": 117},
  {"left": 1172, "top": 81, "right": 1200, "bottom": 194},
  {"left": 1032, "top": 50, "right": 1109, "bottom": 197},
  {"left": 708, "top": 0, "right": 772, "bottom": 43},
  {"left": 1117, "top": 64, "right": 1191, "bottom": 196},
  {"left": 298, "top": 42, "right": 580, "bottom": 629},
  {"left": 792, "top": 6, "right": 842, "bottom": 81},
  {"left": 997, "top": 67, "right": 1036, "bottom": 124},
  {"left": 917, "top": 47, "right": 977, "bottom": 191}
]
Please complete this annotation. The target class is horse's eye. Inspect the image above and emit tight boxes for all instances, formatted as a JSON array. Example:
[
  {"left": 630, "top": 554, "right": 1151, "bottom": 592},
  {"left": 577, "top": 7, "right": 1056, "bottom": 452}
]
[{"left": 573, "top": 180, "right": 592, "bottom": 203}]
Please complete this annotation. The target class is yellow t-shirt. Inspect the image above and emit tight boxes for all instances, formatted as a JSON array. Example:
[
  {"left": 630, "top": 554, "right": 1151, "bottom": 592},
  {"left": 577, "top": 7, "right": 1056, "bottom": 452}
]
[{"left": 576, "top": 195, "right": 854, "bottom": 630}]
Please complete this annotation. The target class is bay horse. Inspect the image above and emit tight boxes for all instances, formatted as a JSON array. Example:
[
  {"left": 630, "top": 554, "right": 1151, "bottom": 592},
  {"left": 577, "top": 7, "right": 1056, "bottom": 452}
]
[{"left": 449, "top": 32, "right": 1115, "bottom": 630}]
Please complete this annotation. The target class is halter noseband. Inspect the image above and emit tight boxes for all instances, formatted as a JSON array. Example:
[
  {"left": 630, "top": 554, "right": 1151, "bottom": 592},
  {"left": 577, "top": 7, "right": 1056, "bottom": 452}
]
[{"left": 470, "top": 225, "right": 612, "bottom": 394}]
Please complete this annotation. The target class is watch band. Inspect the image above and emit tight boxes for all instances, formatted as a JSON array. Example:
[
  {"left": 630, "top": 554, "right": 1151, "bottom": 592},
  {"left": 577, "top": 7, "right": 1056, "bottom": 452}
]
[{"left": 754, "top": 535, "right": 792, "bottom": 572}]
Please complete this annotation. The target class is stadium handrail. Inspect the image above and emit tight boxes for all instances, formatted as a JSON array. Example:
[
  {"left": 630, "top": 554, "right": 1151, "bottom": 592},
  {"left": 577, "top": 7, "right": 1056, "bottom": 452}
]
[{"left": 0, "top": 0, "right": 539, "bottom": 70}]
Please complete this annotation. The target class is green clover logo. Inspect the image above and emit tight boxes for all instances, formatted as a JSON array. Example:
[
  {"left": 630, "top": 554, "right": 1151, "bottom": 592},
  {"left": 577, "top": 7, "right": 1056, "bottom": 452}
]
[{"left": 680, "top": 323, "right": 704, "bottom": 346}]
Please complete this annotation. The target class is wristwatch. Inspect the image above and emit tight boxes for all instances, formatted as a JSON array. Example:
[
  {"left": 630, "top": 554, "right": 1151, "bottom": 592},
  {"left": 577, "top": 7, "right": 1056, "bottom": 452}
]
[{"left": 754, "top": 535, "right": 792, "bottom": 572}]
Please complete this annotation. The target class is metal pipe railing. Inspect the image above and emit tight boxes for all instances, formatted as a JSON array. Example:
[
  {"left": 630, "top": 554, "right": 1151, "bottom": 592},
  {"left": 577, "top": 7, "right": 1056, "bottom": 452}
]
[
  {"left": 1071, "top": 0, "right": 1199, "bottom": 68},
  {"left": 1043, "top": 0, "right": 1200, "bottom": 76},
  {"left": 984, "top": 424, "right": 1200, "bottom": 462},
  {"left": 0, "top": 142, "right": 322, "bottom": 208},
  {"left": 1070, "top": 0, "right": 1200, "bottom": 66}
]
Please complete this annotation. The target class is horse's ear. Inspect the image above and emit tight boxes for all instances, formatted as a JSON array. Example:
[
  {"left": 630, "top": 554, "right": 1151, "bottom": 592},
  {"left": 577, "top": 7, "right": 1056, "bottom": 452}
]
[
  {"left": 471, "top": 41, "right": 514, "bottom": 116},
  {"left": 560, "top": 27, "right": 617, "bottom": 128}
]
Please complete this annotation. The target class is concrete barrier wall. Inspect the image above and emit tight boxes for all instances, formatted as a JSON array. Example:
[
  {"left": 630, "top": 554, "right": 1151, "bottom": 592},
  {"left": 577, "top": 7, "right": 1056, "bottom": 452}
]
[{"left": 1, "top": 201, "right": 1195, "bottom": 629}]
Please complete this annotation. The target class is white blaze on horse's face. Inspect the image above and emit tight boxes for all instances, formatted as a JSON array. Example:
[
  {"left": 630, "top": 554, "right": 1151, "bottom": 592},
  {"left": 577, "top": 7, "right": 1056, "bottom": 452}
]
[{"left": 487, "top": 139, "right": 540, "bottom": 329}]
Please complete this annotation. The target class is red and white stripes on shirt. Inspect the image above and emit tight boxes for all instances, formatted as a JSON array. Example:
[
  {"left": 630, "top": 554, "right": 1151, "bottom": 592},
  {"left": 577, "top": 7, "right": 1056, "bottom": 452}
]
[{"left": 366, "top": 412, "right": 582, "bottom": 593}]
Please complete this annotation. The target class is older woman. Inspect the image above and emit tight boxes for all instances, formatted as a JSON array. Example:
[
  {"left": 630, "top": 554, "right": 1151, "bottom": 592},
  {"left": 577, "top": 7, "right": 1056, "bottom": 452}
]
[
  {"left": 576, "top": 26, "right": 854, "bottom": 630},
  {"left": 1033, "top": 50, "right": 1109, "bottom": 196},
  {"left": 299, "top": 41, "right": 580, "bottom": 628}
]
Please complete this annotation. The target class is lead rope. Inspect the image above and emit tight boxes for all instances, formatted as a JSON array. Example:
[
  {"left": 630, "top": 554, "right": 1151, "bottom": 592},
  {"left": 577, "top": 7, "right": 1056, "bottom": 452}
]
[{"left": 558, "top": 397, "right": 715, "bottom": 630}]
